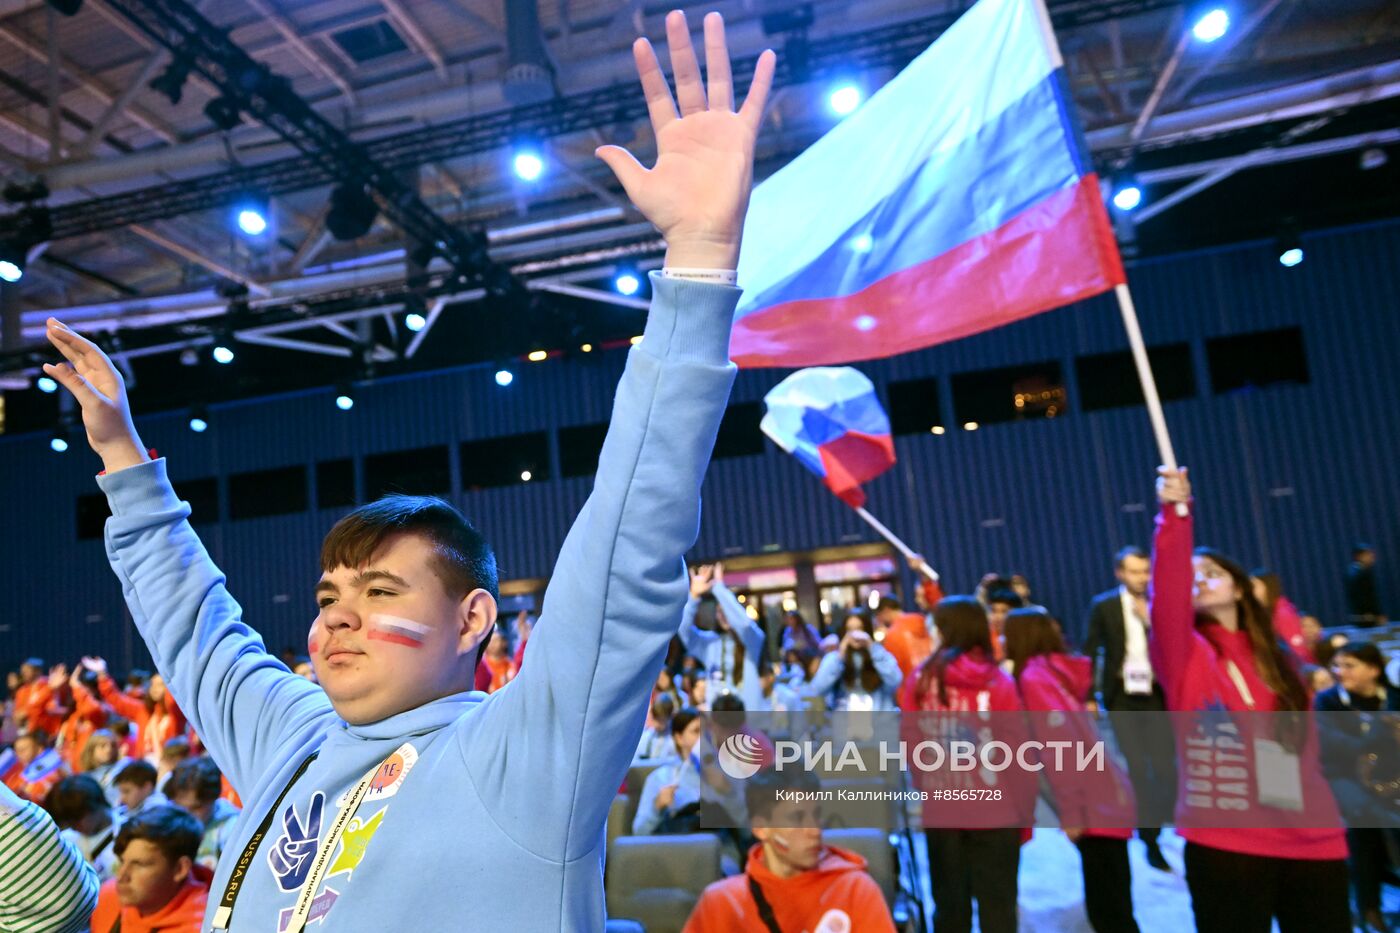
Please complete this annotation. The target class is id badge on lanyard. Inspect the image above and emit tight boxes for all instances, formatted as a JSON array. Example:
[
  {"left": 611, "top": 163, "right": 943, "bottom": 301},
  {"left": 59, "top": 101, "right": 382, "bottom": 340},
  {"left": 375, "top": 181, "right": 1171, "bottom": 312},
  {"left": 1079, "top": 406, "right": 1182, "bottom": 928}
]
[
  {"left": 1122, "top": 659, "right": 1153, "bottom": 696},
  {"left": 1226, "top": 661, "right": 1305, "bottom": 812}
]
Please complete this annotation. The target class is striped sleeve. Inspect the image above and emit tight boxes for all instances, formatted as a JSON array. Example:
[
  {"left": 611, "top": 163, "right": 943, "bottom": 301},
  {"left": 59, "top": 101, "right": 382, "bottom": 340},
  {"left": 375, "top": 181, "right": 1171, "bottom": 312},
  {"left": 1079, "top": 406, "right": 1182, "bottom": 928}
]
[{"left": 0, "top": 801, "right": 99, "bottom": 933}]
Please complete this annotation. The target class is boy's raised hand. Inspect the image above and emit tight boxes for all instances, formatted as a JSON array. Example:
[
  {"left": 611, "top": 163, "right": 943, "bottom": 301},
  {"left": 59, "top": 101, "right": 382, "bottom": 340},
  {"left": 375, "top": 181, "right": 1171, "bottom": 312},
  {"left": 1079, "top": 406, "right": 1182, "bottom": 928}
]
[
  {"left": 43, "top": 318, "right": 149, "bottom": 474},
  {"left": 596, "top": 10, "right": 776, "bottom": 271}
]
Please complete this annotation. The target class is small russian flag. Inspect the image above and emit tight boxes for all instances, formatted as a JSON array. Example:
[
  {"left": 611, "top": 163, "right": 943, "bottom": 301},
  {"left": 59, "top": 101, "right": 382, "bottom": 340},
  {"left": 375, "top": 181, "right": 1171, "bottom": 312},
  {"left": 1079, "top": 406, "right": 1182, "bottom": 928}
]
[
  {"left": 760, "top": 367, "right": 896, "bottom": 508},
  {"left": 19, "top": 748, "right": 62, "bottom": 783}
]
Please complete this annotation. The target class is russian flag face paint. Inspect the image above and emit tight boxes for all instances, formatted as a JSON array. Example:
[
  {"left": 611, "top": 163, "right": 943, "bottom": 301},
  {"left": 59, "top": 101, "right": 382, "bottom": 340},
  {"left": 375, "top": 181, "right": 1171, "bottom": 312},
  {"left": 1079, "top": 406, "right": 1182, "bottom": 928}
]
[
  {"left": 307, "top": 622, "right": 320, "bottom": 658},
  {"left": 367, "top": 614, "right": 432, "bottom": 649}
]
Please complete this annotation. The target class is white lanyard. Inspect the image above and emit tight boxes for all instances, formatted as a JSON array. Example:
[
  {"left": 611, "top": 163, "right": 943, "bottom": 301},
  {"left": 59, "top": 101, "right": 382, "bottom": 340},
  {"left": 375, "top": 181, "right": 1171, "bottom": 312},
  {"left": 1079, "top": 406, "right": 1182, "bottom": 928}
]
[
  {"left": 1225, "top": 660, "right": 1256, "bottom": 710},
  {"left": 282, "top": 742, "right": 412, "bottom": 933}
]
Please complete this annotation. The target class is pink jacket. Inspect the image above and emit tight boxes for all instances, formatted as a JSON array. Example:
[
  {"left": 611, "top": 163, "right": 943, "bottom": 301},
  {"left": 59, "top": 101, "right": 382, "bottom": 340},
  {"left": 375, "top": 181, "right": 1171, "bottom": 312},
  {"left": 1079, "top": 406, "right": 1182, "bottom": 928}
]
[
  {"left": 1016, "top": 654, "right": 1134, "bottom": 840},
  {"left": 904, "top": 650, "right": 1036, "bottom": 831},
  {"left": 1150, "top": 503, "right": 1345, "bottom": 860}
]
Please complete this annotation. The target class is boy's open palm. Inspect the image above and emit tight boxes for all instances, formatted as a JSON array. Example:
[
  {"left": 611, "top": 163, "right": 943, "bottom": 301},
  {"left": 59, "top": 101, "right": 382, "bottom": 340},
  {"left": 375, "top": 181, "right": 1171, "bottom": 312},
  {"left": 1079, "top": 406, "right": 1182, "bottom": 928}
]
[{"left": 43, "top": 317, "right": 148, "bottom": 473}]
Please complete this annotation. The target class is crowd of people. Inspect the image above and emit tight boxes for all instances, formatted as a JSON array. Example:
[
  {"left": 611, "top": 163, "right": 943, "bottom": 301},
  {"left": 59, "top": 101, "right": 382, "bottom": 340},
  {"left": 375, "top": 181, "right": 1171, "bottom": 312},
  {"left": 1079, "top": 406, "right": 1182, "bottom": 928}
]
[
  {"left": 2, "top": 480, "right": 1393, "bottom": 932},
  {"left": 622, "top": 477, "right": 1395, "bottom": 933},
  {"left": 0, "top": 9, "right": 1393, "bottom": 932}
]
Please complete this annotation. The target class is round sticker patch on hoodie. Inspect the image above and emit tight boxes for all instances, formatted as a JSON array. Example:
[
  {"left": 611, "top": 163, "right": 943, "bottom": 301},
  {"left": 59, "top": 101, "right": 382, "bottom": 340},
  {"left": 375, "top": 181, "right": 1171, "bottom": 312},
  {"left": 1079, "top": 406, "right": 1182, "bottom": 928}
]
[{"left": 336, "top": 744, "right": 419, "bottom": 807}]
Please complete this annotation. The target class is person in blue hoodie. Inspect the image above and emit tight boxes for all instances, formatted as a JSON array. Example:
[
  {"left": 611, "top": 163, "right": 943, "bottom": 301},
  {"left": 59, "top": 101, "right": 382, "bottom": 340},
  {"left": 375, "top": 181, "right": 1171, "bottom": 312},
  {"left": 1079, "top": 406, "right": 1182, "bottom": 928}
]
[
  {"left": 679, "top": 563, "right": 767, "bottom": 710},
  {"left": 36, "top": 12, "right": 775, "bottom": 932}
]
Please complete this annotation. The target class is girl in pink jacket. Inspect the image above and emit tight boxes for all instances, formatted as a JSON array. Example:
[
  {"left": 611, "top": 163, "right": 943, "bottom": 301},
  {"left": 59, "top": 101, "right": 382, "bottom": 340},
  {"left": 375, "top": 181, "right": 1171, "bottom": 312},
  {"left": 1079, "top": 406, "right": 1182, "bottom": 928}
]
[
  {"left": 1005, "top": 607, "right": 1138, "bottom": 933},
  {"left": 1152, "top": 467, "right": 1348, "bottom": 932}
]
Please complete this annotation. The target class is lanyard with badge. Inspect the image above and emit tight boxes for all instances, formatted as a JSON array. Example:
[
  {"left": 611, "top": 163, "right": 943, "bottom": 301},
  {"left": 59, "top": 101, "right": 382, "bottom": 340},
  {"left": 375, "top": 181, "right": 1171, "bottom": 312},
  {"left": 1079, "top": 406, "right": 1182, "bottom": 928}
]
[
  {"left": 1121, "top": 598, "right": 1154, "bottom": 696},
  {"left": 1225, "top": 661, "right": 1304, "bottom": 812},
  {"left": 211, "top": 742, "right": 415, "bottom": 932}
]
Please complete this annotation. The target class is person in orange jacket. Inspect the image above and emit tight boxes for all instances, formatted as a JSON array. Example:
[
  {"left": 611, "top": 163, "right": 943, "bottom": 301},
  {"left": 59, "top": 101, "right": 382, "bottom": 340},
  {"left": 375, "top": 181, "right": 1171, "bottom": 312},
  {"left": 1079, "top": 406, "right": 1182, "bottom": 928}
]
[
  {"left": 88, "top": 805, "right": 210, "bottom": 933},
  {"left": 22, "top": 662, "right": 76, "bottom": 739},
  {"left": 3, "top": 731, "right": 68, "bottom": 802},
  {"left": 57, "top": 667, "right": 110, "bottom": 773},
  {"left": 83, "top": 657, "right": 186, "bottom": 764},
  {"left": 683, "top": 769, "right": 895, "bottom": 933}
]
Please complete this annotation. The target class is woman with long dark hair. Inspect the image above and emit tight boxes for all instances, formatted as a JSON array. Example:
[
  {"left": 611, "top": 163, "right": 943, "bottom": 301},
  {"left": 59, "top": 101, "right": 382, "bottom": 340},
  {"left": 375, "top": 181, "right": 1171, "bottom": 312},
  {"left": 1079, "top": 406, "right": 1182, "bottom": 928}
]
[
  {"left": 804, "top": 611, "right": 903, "bottom": 711},
  {"left": 1005, "top": 607, "right": 1139, "bottom": 933},
  {"left": 903, "top": 596, "right": 1025, "bottom": 933},
  {"left": 1152, "top": 467, "right": 1349, "bottom": 931}
]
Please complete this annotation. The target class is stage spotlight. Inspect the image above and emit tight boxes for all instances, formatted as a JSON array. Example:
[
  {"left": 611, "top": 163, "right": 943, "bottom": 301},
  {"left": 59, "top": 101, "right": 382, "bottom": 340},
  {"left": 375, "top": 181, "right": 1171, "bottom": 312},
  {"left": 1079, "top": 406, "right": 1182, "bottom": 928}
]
[
  {"left": 828, "top": 83, "right": 862, "bottom": 116},
  {"left": 49, "top": 430, "right": 69, "bottom": 453},
  {"left": 512, "top": 148, "right": 544, "bottom": 181},
  {"left": 1191, "top": 8, "right": 1229, "bottom": 43},
  {"left": 204, "top": 96, "right": 242, "bottom": 131},
  {"left": 326, "top": 184, "right": 378, "bottom": 241},
  {"left": 0, "top": 241, "right": 25, "bottom": 282},
  {"left": 189, "top": 408, "right": 209, "bottom": 433},
  {"left": 36, "top": 375, "right": 57, "bottom": 393},
  {"left": 233, "top": 195, "right": 269, "bottom": 236},
  {"left": 1111, "top": 180, "right": 1142, "bottom": 212},
  {"left": 495, "top": 368, "right": 514, "bottom": 387},
  {"left": 149, "top": 58, "right": 191, "bottom": 106},
  {"left": 1277, "top": 235, "right": 1304, "bottom": 267},
  {"left": 527, "top": 350, "right": 548, "bottom": 363},
  {"left": 335, "top": 385, "right": 355, "bottom": 411},
  {"left": 520, "top": 470, "right": 533, "bottom": 483},
  {"left": 614, "top": 272, "right": 640, "bottom": 296},
  {"left": 212, "top": 343, "right": 235, "bottom": 365},
  {"left": 405, "top": 311, "right": 427, "bottom": 332}
]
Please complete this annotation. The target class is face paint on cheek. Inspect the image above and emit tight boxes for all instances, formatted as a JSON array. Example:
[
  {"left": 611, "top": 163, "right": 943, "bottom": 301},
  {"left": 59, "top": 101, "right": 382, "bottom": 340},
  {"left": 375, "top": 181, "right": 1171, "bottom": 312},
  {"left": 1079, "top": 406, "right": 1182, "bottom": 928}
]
[
  {"left": 366, "top": 613, "right": 432, "bottom": 649},
  {"left": 307, "top": 623, "right": 320, "bottom": 657}
]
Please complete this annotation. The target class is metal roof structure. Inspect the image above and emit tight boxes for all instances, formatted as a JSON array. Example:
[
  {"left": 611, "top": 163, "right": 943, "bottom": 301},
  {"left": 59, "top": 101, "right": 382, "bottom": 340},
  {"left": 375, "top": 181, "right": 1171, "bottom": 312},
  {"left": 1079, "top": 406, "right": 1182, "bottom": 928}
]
[{"left": 0, "top": 0, "right": 1396, "bottom": 422}]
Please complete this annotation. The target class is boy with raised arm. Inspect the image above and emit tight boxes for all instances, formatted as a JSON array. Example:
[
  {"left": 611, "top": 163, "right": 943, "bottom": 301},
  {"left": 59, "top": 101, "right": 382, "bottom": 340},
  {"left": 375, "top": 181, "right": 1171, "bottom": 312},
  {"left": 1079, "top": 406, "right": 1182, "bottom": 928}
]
[{"left": 39, "top": 12, "right": 774, "bottom": 931}]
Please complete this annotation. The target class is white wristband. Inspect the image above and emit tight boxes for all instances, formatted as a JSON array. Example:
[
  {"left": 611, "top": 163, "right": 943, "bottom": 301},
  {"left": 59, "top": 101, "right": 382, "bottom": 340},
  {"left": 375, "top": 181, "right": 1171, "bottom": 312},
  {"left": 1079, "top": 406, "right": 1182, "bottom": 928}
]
[{"left": 661, "top": 267, "right": 738, "bottom": 286}]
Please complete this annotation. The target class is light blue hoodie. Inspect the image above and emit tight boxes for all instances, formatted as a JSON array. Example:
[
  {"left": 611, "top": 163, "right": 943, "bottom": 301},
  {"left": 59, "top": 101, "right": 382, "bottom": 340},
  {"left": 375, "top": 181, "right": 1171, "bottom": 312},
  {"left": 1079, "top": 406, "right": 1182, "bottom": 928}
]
[
  {"left": 678, "top": 582, "right": 766, "bottom": 710},
  {"left": 94, "top": 273, "right": 739, "bottom": 932}
]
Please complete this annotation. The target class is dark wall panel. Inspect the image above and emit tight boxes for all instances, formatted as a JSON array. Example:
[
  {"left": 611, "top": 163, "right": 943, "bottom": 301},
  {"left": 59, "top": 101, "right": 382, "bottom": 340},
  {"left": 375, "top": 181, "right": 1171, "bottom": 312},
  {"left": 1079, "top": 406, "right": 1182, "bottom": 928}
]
[{"left": 3, "top": 220, "right": 1398, "bottom": 671}]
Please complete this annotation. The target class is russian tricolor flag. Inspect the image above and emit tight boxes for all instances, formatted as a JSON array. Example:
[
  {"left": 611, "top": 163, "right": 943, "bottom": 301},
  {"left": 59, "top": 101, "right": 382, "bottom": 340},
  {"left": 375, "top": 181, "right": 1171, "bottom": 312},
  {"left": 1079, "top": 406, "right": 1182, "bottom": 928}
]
[
  {"left": 761, "top": 367, "right": 896, "bottom": 509},
  {"left": 731, "top": 0, "right": 1125, "bottom": 368}
]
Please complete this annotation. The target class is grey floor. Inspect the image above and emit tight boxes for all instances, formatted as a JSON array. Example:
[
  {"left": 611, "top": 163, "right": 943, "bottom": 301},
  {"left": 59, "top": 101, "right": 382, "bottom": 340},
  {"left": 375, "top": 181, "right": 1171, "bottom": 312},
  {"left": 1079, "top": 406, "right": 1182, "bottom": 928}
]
[{"left": 906, "top": 827, "right": 1397, "bottom": 932}]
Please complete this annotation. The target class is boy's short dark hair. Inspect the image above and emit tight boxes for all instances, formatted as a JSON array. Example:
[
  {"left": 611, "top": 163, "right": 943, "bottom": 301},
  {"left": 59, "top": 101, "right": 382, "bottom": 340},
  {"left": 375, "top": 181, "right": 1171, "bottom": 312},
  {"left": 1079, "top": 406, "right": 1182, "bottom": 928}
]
[
  {"left": 711, "top": 693, "right": 746, "bottom": 714},
  {"left": 986, "top": 588, "right": 1023, "bottom": 608},
  {"left": 160, "top": 736, "right": 191, "bottom": 761},
  {"left": 114, "top": 805, "right": 202, "bottom": 863},
  {"left": 876, "top": 595, "right": 903, "bottom": 615},
  {"left": 1115, "top": 546, "right": 1147, "bottom": 567},
  {"left": 320, "top": 494, "right": 499, "bottom": 602},
  {"left": 44, "top": 775, "right": 109, "bottom": 828},
  {"left": 1336, "top": 642, "right": 1386, "bottom": 672},
  {"left": 164, "top": 757, "right": 222, "bottom": 805},
  {"left": 1353, "top": 543, "right": 1375, "bottom": 560},
  {"left": 745, "top": 767, "right": 821, "bottom": 821},
  {"left": 114, "top": 759, "right": 158, "bottom": 788},
  {"left": 670, "top": 706, "right": 701, "bottom": 736}
]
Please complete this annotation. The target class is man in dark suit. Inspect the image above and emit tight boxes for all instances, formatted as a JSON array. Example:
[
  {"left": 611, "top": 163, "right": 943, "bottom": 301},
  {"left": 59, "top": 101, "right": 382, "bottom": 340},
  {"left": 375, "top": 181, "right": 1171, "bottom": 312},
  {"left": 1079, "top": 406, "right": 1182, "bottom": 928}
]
[
  {"left": 1083, "top": 546, "right": 1176, "bottom": 871},
  {"left": 1346, "top": 543, "right": 1387, "bottom": 628}
]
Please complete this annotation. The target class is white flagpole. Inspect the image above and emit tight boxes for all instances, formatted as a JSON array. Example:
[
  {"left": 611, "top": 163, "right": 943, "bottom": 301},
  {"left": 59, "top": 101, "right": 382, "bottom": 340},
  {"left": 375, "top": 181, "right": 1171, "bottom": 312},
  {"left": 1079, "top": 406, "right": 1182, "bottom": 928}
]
[
  {"left": 853, "top": 506, "right": 940, "bottom": 582},
  {"left": 1114, "top": 282, "right": 1189, "bottom": 516}
]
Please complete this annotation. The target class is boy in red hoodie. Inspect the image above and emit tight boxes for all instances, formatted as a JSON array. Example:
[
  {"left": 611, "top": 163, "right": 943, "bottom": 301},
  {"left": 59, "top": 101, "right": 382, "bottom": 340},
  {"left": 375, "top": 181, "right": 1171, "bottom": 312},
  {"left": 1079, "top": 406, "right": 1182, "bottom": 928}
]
[
  {"left": 89, "top": 805, "right": 210, "bottom": 933},
  {"left": 683, "top": 768, "right": 894, "bottom": 933}
]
